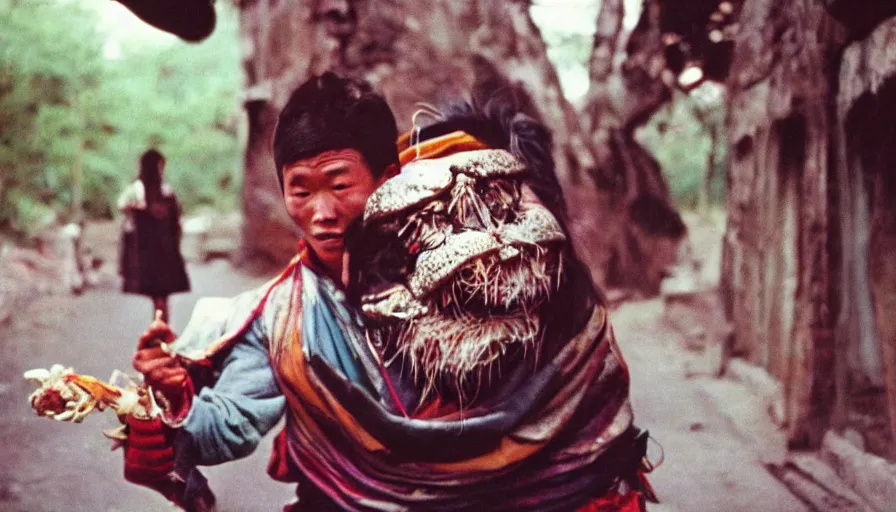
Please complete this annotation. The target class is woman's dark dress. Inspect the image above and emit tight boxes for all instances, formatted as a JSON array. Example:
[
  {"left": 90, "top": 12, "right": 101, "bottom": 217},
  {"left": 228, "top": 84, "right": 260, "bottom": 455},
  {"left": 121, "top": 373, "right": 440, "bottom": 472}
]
[{"left": 121, "top": 194, "right": 190, "bottom": 297}]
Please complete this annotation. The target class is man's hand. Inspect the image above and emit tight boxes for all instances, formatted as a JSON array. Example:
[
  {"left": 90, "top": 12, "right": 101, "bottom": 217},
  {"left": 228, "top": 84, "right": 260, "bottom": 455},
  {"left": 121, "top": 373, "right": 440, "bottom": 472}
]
[{"left": 133, "top": 311, "right": 187, "bottom": 401}]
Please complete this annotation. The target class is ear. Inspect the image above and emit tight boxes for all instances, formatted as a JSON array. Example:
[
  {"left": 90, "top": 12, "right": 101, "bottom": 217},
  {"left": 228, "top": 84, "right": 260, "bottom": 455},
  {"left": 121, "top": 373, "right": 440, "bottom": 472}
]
[{"left": 378, "top": 163, "right": 400, "bottom": 184}]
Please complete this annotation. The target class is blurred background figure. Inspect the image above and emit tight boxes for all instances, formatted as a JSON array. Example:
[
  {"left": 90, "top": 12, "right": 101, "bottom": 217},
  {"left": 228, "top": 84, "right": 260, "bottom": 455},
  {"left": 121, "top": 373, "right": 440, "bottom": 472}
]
[
  {"left": 117, "top": 149, "right": 190, "bottom": 322},
  {"left": 59, "top": 220, "right": 101, "bottom": 295}
]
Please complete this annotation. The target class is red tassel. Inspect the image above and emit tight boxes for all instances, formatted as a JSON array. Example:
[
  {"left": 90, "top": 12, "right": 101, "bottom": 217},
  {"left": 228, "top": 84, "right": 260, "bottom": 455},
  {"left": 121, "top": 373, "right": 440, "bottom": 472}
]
[{"left": 267, "top": 428, "right": 298, "bottom": 482}]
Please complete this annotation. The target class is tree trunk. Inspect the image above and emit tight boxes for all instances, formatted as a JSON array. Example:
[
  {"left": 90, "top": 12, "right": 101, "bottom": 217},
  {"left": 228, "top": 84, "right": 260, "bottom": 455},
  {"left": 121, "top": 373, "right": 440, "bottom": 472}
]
[
  {"left": 838, "top": 21, "right": 896, "bottom": 455},
  {"left": 870, "top": 153, "right": 896, "bottom": 458},
  {"left": 722, "top": 0, "right": 844, "bottom": 448},
  {"left": 699, "top": 128, "right": 717, "bottom": 216},
  {"left": 690, "top": 101, "right": 718, "bottom": 217},
  {"left": 584, "top": 0, "right": 624, "bottom": 136},
  {"left": 581, "top": 0, "right": 685, "bottom": 295}
]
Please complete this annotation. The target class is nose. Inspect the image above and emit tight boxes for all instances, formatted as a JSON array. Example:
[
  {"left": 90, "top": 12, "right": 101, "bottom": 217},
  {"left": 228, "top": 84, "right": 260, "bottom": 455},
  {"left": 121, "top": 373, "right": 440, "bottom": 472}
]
[{"left": 310, "top": 194, "right": 338, "bottom": 225}]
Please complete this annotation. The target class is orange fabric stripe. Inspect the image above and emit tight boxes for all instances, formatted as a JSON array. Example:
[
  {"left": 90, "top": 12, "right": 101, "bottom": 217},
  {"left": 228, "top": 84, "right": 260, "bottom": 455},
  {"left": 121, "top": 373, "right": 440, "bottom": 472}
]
[
  {"left": 271, "top": 270, "right": 545, "bottom": 468},
  {"left": 428, "top": 436, "right": 547, "bottom": 472},
  {"left": 276, "top": 282, "right": 553, "bottom": 472},
  {"left": 274, "top": 290, "right": 387, "bottom": 453},
  {"left": 398, "top": 130, "right": 488, "bottom": 166},
  {"left": 273, "top": 281, "right": 619, "bottom": 475}
]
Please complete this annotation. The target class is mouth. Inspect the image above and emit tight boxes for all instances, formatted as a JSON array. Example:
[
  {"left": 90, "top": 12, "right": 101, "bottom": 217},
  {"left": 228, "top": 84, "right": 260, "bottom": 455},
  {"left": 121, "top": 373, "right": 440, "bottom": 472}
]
[{"left": 312, "top": 232, "right": 344, "bottom": 250}]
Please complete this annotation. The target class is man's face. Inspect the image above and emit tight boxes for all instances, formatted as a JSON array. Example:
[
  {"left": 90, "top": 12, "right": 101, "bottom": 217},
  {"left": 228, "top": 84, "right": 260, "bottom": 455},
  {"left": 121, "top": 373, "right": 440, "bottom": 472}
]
[{"left": 282, "top": 149, "right": 386, "bottom": 271}]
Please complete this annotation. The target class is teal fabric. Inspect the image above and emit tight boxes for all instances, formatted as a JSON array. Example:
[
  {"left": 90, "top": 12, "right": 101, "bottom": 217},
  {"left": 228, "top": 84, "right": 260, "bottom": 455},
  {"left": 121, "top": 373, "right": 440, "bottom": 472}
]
[
  {"left": 301, "top": 268, "right": 376, "bottom": 396},
  {"left": 184, "top": 318, "right": 286, "bottom": 466},
  {"left": 183, "top": 266, "right": 379, "bottom": 467}
]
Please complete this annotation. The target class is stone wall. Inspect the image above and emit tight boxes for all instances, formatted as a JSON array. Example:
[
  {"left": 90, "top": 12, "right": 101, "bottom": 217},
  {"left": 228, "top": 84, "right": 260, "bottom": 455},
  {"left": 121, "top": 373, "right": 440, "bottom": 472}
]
[
  {"left": 836, "top": 17, "right": 896, "bottom": 457},
  {"left": 722, "top": 0, "right": 896, "bottom": 457},
  {"left": 720, "top": 0, "right": 844, "bottom": 447}
]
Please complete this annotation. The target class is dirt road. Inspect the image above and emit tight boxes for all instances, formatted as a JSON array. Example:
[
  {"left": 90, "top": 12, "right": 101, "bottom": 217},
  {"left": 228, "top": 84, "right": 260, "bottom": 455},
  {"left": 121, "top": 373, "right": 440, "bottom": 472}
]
[{"left": 0, "top": 261, "right": 806, "bottom": 511}]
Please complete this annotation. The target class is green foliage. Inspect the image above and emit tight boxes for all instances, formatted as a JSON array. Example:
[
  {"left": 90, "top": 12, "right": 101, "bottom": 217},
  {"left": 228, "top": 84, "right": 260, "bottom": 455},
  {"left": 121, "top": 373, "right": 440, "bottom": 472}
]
[
  {"left": 0, "top": 0, "right": 243, "bottom": 238},
  {"left": 533, "top": 11, "right": 728, "bottom": 210},
  {"left": 540, "top": 29, "right": 593, "bottom": 71},
  {"left": 636, "top": 86, "right": 728, "bottom": 210}
]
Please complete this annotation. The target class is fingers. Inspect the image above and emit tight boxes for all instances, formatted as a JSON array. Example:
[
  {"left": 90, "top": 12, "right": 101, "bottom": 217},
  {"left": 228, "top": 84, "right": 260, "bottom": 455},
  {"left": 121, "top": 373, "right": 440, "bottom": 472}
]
[
  {"left": 151, "top": 366, "right": 187, "bottom": 388},
  {"left": 133, "top": 349, "right": 178, "bottom": 377},
  {"left": 142, "top": 318, "right": 176, "bottom": 341},
  {"left": 158, "top": 369, "right": 187, "bottom": 389},
  {"left": 133, "top": 347, "right": 186, "bottom": 391},
  {"left": 133, "top": 347, "right": 173, "bottom": 365},
  {"left": 133, "top": 353, "right": 177, "bottom": 376},
  {"left": 133, "top": 311, "right": 184, "bottom": 398},
  {"left": 137, "top": 321, "right": 176, "bottom": 350},
  {"left": 138, "top": 330, "right": 173, "bottom": 349},
  {"left": 134, "top": 346, "right": 171, "bottom": 360}
]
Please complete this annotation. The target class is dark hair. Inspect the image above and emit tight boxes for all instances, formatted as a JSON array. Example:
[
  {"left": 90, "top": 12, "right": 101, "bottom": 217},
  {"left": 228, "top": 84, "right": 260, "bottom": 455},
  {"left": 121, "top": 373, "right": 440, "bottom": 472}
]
[
  {"left": 139, "top": 149, "right": 165, "bottom": 195},
  {"left": 414, "top": 96, "right": 566, "bottom": 233},
  {"left": 272, "top": 72, "right": 399, "bottom": 188}
]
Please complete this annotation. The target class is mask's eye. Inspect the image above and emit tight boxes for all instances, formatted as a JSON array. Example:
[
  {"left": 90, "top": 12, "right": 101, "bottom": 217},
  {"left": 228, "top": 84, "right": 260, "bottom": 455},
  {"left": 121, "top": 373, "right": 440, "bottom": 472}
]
[
  {"left": 418, "top": 228, "right": 446, "bottom": 251},
  {"left": 451, "top": 175, "right": 494, "bottom": 231},
  {"left": 482, "top": 179, "right": 520, "bottom": 223},
  {"left": 398, "top": 208, "right": 448, "bottom": 254}
]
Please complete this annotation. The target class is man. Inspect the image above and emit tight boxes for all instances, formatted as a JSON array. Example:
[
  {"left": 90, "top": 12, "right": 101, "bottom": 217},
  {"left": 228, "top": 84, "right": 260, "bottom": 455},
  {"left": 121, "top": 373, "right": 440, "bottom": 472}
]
[
  {"left": 127, "top": 73, "right": 653, "bottom": 511},
  {"left": 127, "top": 72, "right": 399, "bottom": 510}
]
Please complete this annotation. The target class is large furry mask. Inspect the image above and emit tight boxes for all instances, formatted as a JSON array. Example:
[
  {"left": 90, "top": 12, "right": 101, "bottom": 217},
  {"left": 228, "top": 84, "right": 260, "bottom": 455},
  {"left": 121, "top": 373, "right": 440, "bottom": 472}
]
[{"left": 357, "top": 127, "right": 571, "bottom": 398}]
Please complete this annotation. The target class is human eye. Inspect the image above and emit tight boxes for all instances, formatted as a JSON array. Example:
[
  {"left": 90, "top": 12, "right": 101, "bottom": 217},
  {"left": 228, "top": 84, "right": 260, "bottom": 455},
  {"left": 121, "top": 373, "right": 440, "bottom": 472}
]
[
  {"left": 291, "top": 189, "right": 310, "bottom": 198},
  {"left": 332, "top": 182, "right": 351, "bottom": 191}
]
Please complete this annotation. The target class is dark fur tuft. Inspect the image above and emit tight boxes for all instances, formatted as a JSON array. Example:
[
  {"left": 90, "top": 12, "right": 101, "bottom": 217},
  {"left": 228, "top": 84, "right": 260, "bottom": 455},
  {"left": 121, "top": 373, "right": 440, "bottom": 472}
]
[{"left": 416, "top": 93, "right": 568, "bottom": 235}]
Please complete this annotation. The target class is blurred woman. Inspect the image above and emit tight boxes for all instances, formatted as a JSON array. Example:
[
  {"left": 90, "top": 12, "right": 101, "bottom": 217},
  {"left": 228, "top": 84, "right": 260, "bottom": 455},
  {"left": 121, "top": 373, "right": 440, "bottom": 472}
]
[{"left": 117, "top": 149, "right": 190, "bottom": 322}]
